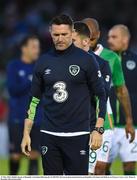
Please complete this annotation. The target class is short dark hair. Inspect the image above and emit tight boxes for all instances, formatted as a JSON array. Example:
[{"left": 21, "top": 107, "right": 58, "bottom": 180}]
[
  {"left": 50, "top": 14, "right": 73, "bottom": 27},
  {"left": 20, "top": 35, "right": 38, "bottom": 48},
  {"left": 74, "top": 21, "right": 90, "bottom": 38}
]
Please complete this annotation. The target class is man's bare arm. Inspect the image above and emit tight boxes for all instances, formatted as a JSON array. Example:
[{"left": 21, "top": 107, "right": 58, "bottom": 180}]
[
  {"left": 23, "top": 118, "right": 34, "bottom": 135},
  {"left": 115, "top": 85, "right": 135, "bottom": 142},
  {"left": 116, "top": 85, "right": 132, "bottom": 120},
  {"left": 21, "top": 97, "right": 40, "bottom": 156}
]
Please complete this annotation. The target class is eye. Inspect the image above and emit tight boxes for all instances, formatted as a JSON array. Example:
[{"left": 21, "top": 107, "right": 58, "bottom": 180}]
[
  {"left": 90, "top": 37, "right": 96, "bottom": 41},
  {"left": 53, "top": 34, "right": 59, "bottom": 37},
  {"left": 62, "top": 33, "right": 68, "bottom": 36}
]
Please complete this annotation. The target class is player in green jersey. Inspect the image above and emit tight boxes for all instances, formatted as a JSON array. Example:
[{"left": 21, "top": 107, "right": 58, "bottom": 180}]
[
  {"left": 82, "top": 18, "right": 135, "bottom": 175},
  {"left": 107, "top": 24, "right": 137, "bottom": 175}
]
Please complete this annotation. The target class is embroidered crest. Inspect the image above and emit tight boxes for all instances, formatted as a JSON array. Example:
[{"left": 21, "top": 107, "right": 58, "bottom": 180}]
[
  {"left": 126, "top": 60, "right": 136, "bottom": 70},
  {"left": 69, "top": 65, "right": 80, "bottom": 76},
  {"left": 41, "top": 146, "right": 48, "bottom": 155}
]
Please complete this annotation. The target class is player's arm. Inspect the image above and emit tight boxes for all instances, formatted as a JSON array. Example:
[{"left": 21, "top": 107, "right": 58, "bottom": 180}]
[
  {"left": 7, "top": 62, "right": 31, "bottom": 96},
  {"left": 21, "top": 97, "right": 40, "bottom": 156},
  {"left": 21, "top": 59, "right": 44, "bottom": 156},
  {"left": 115, "top": 85, "right": 135, "bottom": 142},
  {"left": 87, "top": 55, "right": 106, "bottom": 150},
  {"left": 113, "top": 55, "right": 135, "bottom": 142}
]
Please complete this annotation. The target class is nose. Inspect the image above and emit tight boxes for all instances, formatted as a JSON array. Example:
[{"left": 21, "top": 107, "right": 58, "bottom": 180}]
[{"left": 58, "top": 35, "right": 63, "bottom": 41}]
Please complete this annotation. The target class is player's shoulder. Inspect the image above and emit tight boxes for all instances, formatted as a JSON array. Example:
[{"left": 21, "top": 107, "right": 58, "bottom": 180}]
[
  {"left": 7, "top": 59, "right": 22, "bottom": 69},
  {"left": 95, "top": 53, "right": 107, "bottom": 65},
  {"left": 35, "top": 53, "right": 50, "bottom": 65},
  {"left": 89, "top": 50, "right": 108, "bottom": 69},
  {"left": 125, "top": 50, "right": 137, "bottom": 62},
  {"left": 33, "top": 52, "right": 54, "bottom": 72},
  {"left": 103, "top": 47, "right": 119, "bottom": 59},
  {"left": 74, "top": 46, "right": 94, "bottom": 58},
  {"left": 74, "top": 48, "right": 101, "bottom": 73}
]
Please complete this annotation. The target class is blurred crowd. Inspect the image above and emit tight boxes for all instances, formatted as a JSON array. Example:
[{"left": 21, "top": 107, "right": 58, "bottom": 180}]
[
  {"left": 0, "top": 0, "right": 137, "bottom": 69},
  {"left": 0, "top": 0, "right": 137, "bottom": 157}
]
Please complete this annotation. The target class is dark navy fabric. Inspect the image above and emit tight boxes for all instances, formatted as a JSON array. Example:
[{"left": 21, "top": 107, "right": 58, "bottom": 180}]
[
  {"left": 40, "top": 132, "right": 89, "bottom": 175},
  {"left": 88, "top": 50, "right": 111, "bottom": 99},
  {"left": 7, "top": 59, "right": 42, "bottom": 125},
  {"left": 88, "top": 50, "right": 112, "bottom": 129},
  {"left": 31, "top": 44, "right": 106, "bottom": 132}
]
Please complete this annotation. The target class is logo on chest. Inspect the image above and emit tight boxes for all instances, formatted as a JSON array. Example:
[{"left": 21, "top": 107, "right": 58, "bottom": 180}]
[
  {"left": 69, "top": 65, "right": 80, "bottom": 76},
  {"left": 44, "top": 68, "right": 51, "bottom": 75},
  {"left": 18, "top": 70, "right": 25, "bottom": 77},
  {"left": 126, "top": 60, "right": 136, "bottom": 70}
]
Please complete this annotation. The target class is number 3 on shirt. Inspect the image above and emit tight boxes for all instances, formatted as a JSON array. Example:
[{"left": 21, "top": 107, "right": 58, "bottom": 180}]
[{"left": 53, "top": 81, "right": 68, "bottom": 103}]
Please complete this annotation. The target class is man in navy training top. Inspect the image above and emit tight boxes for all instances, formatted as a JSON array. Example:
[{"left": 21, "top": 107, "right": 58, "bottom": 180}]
[
  {"left": 21, "top": 14, "right": 106, "bottom": 175},
  {"left": 73, "top": 21, "right": 112, "bottom": 174},
  {"left": 7, "top": 35, "right": 42, "bottom": 175},
  {"left": 73, "top": 21, "right": 111, "bottom": 106}
]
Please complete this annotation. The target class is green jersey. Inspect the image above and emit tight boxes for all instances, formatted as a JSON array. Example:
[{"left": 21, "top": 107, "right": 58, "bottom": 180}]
[{"left": 95, "top": 44, "right": 125, "bottom": 129}]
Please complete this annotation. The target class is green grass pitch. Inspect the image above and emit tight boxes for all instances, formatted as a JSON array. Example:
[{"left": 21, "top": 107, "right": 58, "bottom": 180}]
[{"left": 0, "top": 157, "right": 137, "bottom": 175}]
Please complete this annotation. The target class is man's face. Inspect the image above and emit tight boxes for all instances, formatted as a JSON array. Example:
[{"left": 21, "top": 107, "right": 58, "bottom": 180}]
[
  {"left": 22, "top": 39, "right": 40, "bottom": 61},
  {"left": 108, "top": 28, "right": 125, "bottom": 52},
  {"left": 89, "top": 36, "right": 99, "bottom": 50},
  {"left": 50, "top": 24, "right": 73, "bottom": 50},
  {"left": 73, "top": 32, "right": 90, "bottom": 52},
  {"left": 88, "top": 30, "right": 100, "bottom": 50},
  {"left": 82, "top": 21, "right": 100, "bottom": 50}
]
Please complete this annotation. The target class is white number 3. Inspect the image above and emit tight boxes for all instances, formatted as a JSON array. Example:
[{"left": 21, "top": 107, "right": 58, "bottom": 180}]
[{"left": 53, "top": 81, "right": 68, "bottom": 103}]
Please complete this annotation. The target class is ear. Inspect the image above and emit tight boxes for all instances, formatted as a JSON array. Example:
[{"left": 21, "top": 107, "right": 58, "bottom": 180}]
[
  {"left": 72, "top": 27, "right": 75, "bottom": 34},
  {"left": 72, "top": 32, "right": 75, "bottom": 40},
  {"left": 97, "top": 31, "right": 100, "bottom": 39},
  {"left": 72, "top": 24, "right": 75, "bottom": 32}
]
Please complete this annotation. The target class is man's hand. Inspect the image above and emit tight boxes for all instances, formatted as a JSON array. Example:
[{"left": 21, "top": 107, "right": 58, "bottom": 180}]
[
  {"left": 21, "top": 118, "right": 33, "bottom": 156},
  {"left": 21, "top": 134, "right": 31, "bottom": 156},
  {"left": 89, "top": 130, "right": 103, "bottom": 150},
  {"left": 125, "top": 120, "right": 135, "bottom": 143}
]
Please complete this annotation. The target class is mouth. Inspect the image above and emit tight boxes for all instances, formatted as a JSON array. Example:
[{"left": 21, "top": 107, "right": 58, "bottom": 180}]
[{"left": 57, "top": 43, "right": 65, "bottom": 46}]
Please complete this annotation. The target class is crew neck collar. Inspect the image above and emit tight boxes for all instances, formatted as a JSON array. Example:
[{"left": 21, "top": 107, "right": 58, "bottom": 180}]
[{"left": 52, "top": 43, "right": 74, "bottom": 55}]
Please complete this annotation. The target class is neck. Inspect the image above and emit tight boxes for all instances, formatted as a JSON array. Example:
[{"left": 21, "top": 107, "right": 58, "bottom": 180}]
[
  {"left": 90, "top": 44, "right": 98, "bottom": 52},
  {"left": 21, "top": 54, "right": 33, "bottom": 64},
  {"left": 94, "top": 45, "right": 99, "bottom": 52},
  {"left": 54, "top": 43, "right": 73, "bottom": 54}
]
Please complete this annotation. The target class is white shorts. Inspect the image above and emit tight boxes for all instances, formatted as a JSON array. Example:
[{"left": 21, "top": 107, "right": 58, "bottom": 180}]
[
  {"left": 88, "top": 129, "right": 114, "bottom": 173},
  {"left": 108, "top": 128, "right": 137, "bottom": 163}
]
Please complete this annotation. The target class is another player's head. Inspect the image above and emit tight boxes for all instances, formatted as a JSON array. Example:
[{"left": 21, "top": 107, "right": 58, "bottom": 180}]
[
  {"left": 49, "top": 14, "right": 74, "bottom": 51},
  {"left": 82, "top": 18, "right": 100, "bottom": 50},
  {"left": 108, "top": 24, "right": 131, "bottom": 52},
  {"left": 73, "top": 21, "right": 90, "bottom": 52},
  {"left": 20, "top": 35, "right": 40, "bottom": 62}
]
